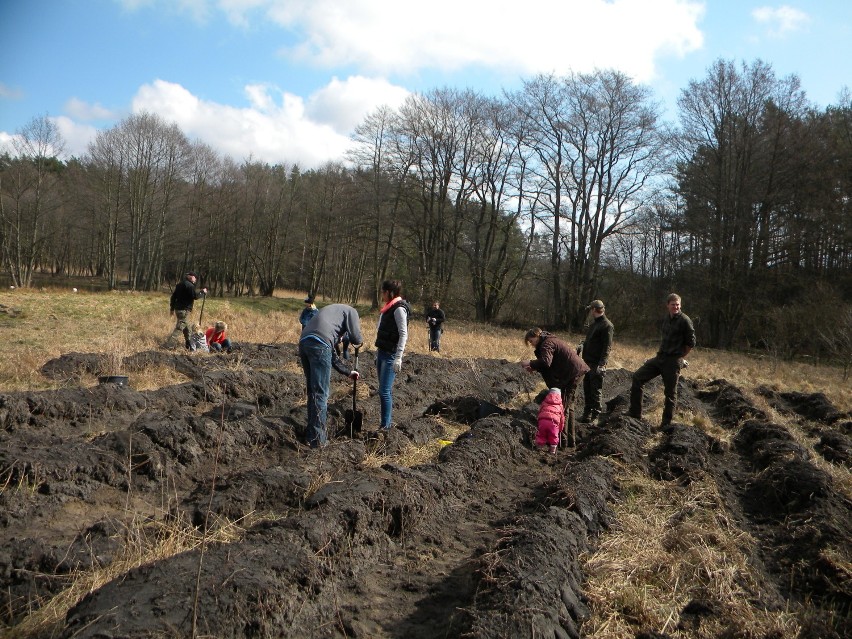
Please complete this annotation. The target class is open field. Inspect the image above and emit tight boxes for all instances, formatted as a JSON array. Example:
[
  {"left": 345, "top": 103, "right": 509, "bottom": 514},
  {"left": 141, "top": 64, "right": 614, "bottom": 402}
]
[{"left": 1, "top": 288, "right": 850, "bottom": 638}]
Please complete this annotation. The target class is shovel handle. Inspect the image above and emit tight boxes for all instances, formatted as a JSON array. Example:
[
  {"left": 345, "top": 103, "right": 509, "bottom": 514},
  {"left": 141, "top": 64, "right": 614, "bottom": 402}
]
[{"left": 352, "top": 346, "right": 360, "bottom": 411}]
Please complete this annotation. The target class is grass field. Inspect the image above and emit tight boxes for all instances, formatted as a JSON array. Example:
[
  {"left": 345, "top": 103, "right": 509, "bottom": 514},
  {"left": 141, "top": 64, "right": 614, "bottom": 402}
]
[
  {"left": 1, "top": 287, "right": 849, "bottom": 414},
  {"left": 2, "top": 286, "right": 851, "bottom": 639}
]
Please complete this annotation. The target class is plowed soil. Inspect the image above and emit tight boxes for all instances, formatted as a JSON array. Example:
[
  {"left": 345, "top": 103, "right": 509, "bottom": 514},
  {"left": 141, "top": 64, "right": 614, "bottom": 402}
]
[{"left": 1, "top": 345, "right": 850, "bottom": 638}]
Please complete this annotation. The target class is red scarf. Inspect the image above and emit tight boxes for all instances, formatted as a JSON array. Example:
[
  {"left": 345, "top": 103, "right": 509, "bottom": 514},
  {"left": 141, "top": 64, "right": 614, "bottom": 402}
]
[{"left": 380, "top": 296, "right": 403, "bottom": 314}]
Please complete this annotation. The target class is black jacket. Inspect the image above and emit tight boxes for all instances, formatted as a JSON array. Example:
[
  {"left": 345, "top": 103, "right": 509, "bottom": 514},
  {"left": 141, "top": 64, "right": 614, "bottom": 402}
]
[
  {"left": 582, "top": 315, "right": 614, "bottom": 367},
  {"left": 170, "top": 278, "right": 202, "bottom": 312},
  {"left": 426, "top": 307, "right": 446, "bottom": 328},
  {"left": 375, "top": 299, "right": 410, "bottom": 353}
]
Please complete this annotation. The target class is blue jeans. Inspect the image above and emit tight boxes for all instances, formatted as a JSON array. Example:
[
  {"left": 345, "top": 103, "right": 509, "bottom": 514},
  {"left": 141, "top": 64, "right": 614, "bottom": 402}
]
[
  {"left": 210, "top": 338, "right": 232, "bottom": 352},
  {"left": 299, "top": 338, "right": 333, "bottom": 447},
  {"left": 376, "top": 350, "right": 397, "bottom": 429}
]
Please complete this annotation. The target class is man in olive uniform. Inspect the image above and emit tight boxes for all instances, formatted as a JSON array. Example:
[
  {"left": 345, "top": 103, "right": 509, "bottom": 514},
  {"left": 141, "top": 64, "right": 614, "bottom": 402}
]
[{"left": 629, "top": 293, "right": 696, "bottom": 427}]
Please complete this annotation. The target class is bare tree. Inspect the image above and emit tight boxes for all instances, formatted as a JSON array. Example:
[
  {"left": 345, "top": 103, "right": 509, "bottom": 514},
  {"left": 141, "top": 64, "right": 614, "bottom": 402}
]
[
  {"left": 507, "top": 75, "right": 573, "bottom": 324},
  {"left": 462, "top": 97, "right": 537, "bottom": 321},
  {"left": 349, "top": 105, "right": 415, "bottom": 308},
  {"left": 560, "top": 70, "right": 667, "bottom": 326},
  {"left": 0, "top": 115, "right": 65, "bottom": 287}
]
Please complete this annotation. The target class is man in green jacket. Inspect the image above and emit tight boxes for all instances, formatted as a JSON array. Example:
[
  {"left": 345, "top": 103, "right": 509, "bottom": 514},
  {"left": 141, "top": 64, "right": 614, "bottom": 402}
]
[{"left": 629, "top": 293, "right": 696, "bottom": 427}]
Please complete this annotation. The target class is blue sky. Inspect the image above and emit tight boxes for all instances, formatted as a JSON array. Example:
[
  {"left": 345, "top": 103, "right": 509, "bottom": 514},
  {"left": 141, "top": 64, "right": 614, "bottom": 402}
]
[{"left": 1, "top": 0, "right": 850, "bottom": 168}]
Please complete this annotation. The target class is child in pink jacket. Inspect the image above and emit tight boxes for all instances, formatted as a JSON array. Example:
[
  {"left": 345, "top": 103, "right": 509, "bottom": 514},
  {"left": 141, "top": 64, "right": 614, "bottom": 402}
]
[{"left": 536, "top": 388, "right": 565, "bottom": 453}]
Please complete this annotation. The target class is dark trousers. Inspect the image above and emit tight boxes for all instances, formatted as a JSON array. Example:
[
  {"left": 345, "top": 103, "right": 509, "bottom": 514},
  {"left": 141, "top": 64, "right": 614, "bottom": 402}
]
[
  {"left": 630, "top": 355, "right": 682, "bottom": 425},
  {"left": 429, "top": 326, "right": 442, "bottom": 351},
  {"left": 558, "top": 378, "right": 582, "bottom": 446},
  {"left": 582, "top": 365, "right": 604, "bottom": 414}
]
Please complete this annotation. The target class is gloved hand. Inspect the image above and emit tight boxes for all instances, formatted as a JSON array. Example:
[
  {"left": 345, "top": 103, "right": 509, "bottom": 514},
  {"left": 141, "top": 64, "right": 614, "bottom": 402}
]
[
  {"left": 679, "top": 359, "right": 689, "bottom": 369},
  {"left": 349, "top": 370, "right": 360, "bottom": 381},
  {"left": 595, "top": 365, "right": 606, "bottom": 375},
  {"left": 393, "top": 356, "right": 403, "bottom": 373}
]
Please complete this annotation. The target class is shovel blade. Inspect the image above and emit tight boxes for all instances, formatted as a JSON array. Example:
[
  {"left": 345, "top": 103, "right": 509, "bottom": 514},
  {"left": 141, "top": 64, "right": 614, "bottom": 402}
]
[{"left": 343, "top": 409, "right": 363, "bottom": 436}]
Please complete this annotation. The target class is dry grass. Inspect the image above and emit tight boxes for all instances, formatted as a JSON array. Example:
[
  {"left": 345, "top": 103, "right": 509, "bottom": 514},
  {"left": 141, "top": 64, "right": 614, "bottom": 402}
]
[
  {"left": 3, "top": 287, "right": 851, "bottom": 638},
  {"left": 10, "top": 512, "right": 250, "bottom": 639},
  {"left": 1, "top": 288, "right": 848, "bottom": 414},
  {"left": 582, "top": 465, "right": 802, "bottom": 638}
]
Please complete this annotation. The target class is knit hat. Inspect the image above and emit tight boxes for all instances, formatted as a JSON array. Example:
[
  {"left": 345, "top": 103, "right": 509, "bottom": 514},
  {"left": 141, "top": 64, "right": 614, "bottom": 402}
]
[
  {"left": 586, "top": 299, "right": 605, "bottom": 311},
  {"left": 304, "top": 295, "right": 314, "bottom": 304},
  {"left": 186, "top": 271, "right": 197, "bottom": 278},
  {"left": 549, "top": 387, "right": 562, "bottom": 396},
  {"left": 215, "top": 321, "right": 227, "bottom": 331}
]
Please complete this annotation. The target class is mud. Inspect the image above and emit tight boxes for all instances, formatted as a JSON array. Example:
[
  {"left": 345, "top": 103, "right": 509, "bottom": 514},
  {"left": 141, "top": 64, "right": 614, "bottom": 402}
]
[{"left": 1, "top": 347, "right": 850, "bottom": 638}]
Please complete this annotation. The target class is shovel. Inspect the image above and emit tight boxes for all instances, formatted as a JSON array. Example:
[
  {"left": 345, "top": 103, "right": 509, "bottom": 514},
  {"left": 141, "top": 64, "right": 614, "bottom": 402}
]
[{"left": 343, "top": 346, "right": 363, "bottom": 437}]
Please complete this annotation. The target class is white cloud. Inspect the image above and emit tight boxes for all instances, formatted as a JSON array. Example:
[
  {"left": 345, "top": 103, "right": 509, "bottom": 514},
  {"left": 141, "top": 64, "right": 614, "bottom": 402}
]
[
  {"left": 752, "top": 5, "right": 810, "bottom": 38},
  {"left": 64, "top": 98, "right": 115, "bottom": 121},
  {"left": 52, "top": 117, "right": 100, "bottom": 158},
  {"left": 306, "top": 76, "right": 409, "bottom": 133},
  {"left": 0, "top": 82, "right": 25, "bottom": 100},
  {"left": 128, "top": 78, "right": 406, "bottom": 168},
  {"left": 252, "top": 0, "right": 705, "bottom": 83},
  {"left": 0, "top": 131, "right": 19, "bottom": 156}
]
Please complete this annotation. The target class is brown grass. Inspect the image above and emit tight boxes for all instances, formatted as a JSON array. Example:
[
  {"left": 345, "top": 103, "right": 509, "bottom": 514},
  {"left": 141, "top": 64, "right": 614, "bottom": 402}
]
[
  {"left": 10, "top": 513, "right": 250, "bottom": 639},
  {"left": 3, "top": 287, "right": 851, "bottom": 638},
  {"left": 582, "top": 465, "right": 802, "bottom": 638},
  {"left": 1, "top": 288, "right": 849, "bottom": 414}
]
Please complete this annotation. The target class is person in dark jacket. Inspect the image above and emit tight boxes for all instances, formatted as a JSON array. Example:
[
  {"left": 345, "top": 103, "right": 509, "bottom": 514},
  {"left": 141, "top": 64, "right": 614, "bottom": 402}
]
[
  {"left": 167, "top": 272, "right": 207, "bottom": 349},
  {"left": 522, "top": 328, "right": 590, "bottom": 447},
  {"left": 426, "top": 301, "right": 446, "bottom": 352},
  {"left": 299, "top": 304, "right": 363, "bottom": 449},
  {"left": 629, "top": 293, "right": 696, "bottom": 427},
  {"left": 299, "top": 295, "right": 319, "bottom": 328},
  {"left": 578, "top": 300, "right": 614, "bottom": 422},
  {"left": 374, "top": 279, "right": 409, "bottom": 430}
]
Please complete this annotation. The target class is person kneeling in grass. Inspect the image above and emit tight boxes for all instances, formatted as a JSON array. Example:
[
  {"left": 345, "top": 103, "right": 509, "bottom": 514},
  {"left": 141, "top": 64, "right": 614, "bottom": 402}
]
[{"left": 206, "top": 321, "right": 232, "bottom": 353}]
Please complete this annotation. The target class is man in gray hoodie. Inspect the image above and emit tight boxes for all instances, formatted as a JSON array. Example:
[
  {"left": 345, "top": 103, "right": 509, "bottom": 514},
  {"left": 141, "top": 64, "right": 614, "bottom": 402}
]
[{"left": 299, "top": 304, "right": 363, "bottom": 448}]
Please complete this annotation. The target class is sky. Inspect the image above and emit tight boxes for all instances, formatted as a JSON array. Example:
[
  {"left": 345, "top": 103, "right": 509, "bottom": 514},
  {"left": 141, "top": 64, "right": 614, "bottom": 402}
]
[{"left": 1, "top": 0, "right": 850, "bottom": 169}]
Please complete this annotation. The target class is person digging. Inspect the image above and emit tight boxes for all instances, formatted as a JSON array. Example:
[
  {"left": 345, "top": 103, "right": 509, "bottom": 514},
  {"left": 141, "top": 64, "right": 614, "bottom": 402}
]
[{"left": 522, "top": 327, "right": 589, "bottom": 448}]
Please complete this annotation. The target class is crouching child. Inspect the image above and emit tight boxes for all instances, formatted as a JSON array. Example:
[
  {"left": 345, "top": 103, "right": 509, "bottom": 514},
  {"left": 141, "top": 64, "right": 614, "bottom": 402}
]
[
  {"left": 189, "top": 323, "right": 209, "bottom": 353},
  {"left": 536, "top": 388, "right": 565, "bottom": 453}
]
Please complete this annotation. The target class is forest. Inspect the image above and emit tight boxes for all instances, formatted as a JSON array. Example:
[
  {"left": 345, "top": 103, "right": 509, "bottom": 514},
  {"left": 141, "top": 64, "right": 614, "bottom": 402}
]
[{"left": 1, "top": 58, "right": 850, "bottom": 361}]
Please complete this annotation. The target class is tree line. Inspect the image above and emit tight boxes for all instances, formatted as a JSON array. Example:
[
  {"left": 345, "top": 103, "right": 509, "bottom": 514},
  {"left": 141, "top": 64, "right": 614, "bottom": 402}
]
[{"left": 1, "top": 59, "right": 850, "bottom": 364}]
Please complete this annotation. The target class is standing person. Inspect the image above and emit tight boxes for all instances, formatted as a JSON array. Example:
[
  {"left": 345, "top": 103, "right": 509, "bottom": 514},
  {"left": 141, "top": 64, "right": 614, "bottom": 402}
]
[
  {"left": 426, "top": 301, "right": 446, "bottom": 352},
  {"left": 579, "top": 300, "right": 615, "bottom": 422},
  {"left": 536, "top": 388, "right": 565, "bottom": 454},
  {"left": 299, "top": 295, "right": 318, "bottom": 329},
  {"left": 299, "top": 304, "right": 363, "bottom": 449},
  {"left": 522, "top": 328, "right": 590, "bottom": 447},
  {"left": 205, "top": 321, "right": 233, "bottom": 353},
  {"left": 167, "top": 272, "right": 207, "bottom": 349},
  {"left": 374, "top": 280, "right": 410, "bottom": 431},
  {"left": 629, "top": 293, "right": 696, "bottom": 427}
]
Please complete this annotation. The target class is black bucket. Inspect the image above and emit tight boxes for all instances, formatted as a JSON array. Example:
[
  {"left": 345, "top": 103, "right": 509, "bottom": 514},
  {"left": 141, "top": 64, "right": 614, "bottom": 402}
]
[{"left": 98, "top": 375, "right": 129, "bottom": 387}]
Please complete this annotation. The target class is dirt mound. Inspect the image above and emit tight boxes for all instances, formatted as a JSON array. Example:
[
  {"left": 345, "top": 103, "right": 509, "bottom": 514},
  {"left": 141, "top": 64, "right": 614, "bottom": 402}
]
[{"left": 2, "top": 350, "right": 850, "bottom": 638}]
